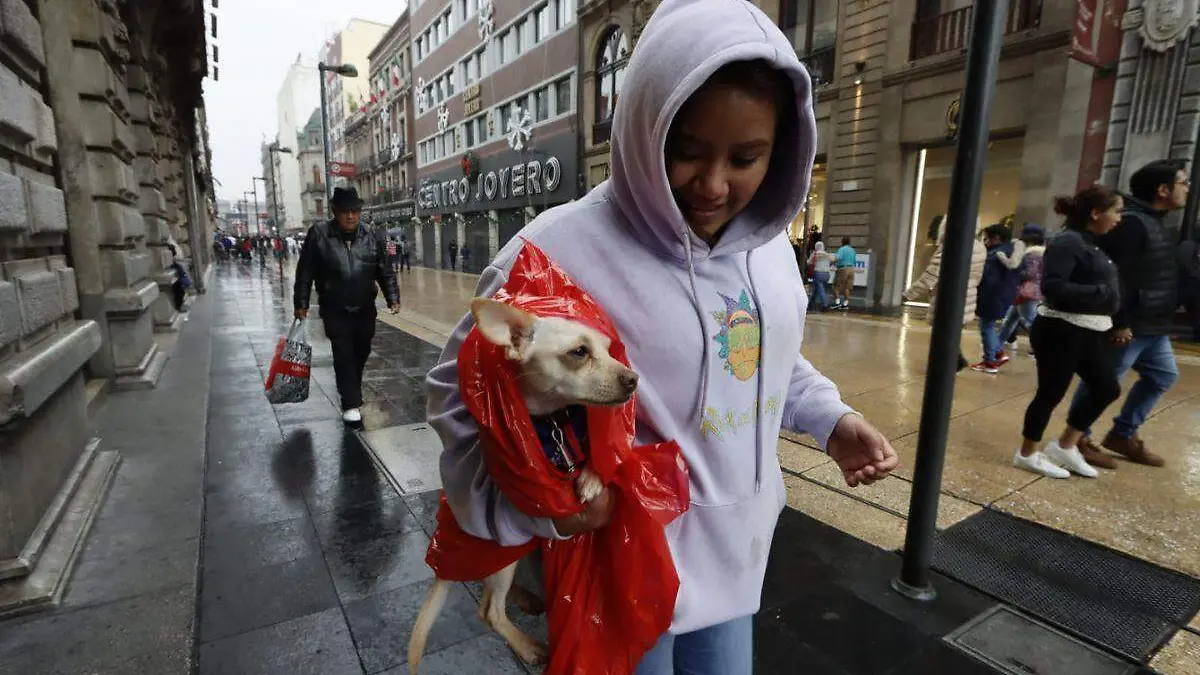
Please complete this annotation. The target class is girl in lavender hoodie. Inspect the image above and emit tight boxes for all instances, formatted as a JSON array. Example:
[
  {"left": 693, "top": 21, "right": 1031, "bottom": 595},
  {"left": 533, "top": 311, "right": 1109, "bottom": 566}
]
[{"left": 425, "top": 0, "right": 898, "bottom": 671}]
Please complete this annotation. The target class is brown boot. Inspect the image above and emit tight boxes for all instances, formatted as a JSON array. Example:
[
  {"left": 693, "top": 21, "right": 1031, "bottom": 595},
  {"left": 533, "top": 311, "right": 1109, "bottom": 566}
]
[
  {"left": 1101, "top": 432, "right": 1165, "bottom": 467},
  {"left": 1078, "top": 436, "right": 1118, "bottom": 470}
]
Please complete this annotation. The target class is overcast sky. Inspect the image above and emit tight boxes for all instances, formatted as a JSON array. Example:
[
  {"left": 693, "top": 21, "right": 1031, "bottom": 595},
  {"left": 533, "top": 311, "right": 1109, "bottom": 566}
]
[{"left": 204, "top": 0, "right": 405, "bottom": 204}]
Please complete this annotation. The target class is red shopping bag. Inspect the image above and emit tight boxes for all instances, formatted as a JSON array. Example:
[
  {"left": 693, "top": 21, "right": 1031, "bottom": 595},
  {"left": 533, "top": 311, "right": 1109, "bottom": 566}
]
[
  {"left": 265, "top": 319, "right": 312, "bottom": 404},
  {"left": 425, "top": 241, "right": 690, "bottom": 674}
]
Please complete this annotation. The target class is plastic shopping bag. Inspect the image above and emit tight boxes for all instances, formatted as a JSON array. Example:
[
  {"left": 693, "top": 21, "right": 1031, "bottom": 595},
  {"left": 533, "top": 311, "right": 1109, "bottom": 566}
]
[
  {"left": 425, "top": 241, "right": 691, "bottom": 675},
  {"left": 265, "top": 319, "right": 311, "bottom": 404}
]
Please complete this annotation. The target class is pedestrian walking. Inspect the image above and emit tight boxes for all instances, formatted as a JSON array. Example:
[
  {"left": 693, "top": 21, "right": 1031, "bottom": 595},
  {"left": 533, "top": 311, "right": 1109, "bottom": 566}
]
[
  {"left": 448, "top": 240, "right": 458, "bottom": 270},
  {"left": 996, "top": 223, "right": 1046, "bottom": 357},
  {"left": 970, "top": 224, "right": 1020, "bottom": 373},
  {"left": 832, "top": 236, "right": 856, "bottom": 309},
  {"left": 903, "top": 222, "right": 988, "bottom": 372},
  {"left": 426, "top": 1, "right": 898, "bottom": 671},
  {"left": 1014, "top": 186, "right": 1124, "bottom": 478},
  {"left": 461, "top": 243, "right": 471, "bottom": 272},
  {"left": 293, "top": 187, "right": 401, "bottom": 425},
  {"left": 1069, "top": 160, "right": 1187, "bottom": 468},
  {"left": 806, "top": 240, "right": 834, "bottom": 310},
  {"left": 386, "top": 236, "right": 399, "bottom": 272},
  {"left": 399, "top": 235, "right": 412, "bottom": 272}
]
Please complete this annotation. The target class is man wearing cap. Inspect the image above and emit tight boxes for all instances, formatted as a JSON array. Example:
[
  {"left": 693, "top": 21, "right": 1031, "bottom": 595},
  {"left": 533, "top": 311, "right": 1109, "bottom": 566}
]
[{"left": 294, "top": 187, "right": 401, "bottom": 424}]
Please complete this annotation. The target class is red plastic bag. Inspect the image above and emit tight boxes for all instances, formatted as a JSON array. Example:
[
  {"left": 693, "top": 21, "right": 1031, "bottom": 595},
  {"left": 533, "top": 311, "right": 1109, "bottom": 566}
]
[
  {"left": 426, "top": 241, "right": 690, "bottom": 674},
  {"left": 264, "top": 319, "right": 312, "bottom": 404}
]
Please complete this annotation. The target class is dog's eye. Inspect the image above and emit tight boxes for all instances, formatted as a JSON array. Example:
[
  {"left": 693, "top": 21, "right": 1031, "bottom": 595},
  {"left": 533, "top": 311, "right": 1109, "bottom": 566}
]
[{"left": 569, "top": 345, "right": 590, "bottom": 359}]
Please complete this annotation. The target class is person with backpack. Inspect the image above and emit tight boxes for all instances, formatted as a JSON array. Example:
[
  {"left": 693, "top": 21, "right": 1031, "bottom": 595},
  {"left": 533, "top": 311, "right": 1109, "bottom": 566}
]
[
  {"left": 971, "top": 223, "right": 1021, "bottom": 373},
  {"left": 996, "top": 223, "right": 1046, "bottom": 359}
]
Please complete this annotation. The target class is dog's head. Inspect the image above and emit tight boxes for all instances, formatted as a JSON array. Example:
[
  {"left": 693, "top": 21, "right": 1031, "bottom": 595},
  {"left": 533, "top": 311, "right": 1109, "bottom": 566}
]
[{"left": 471, "top": 298, "right": 639, "bottom": 415}]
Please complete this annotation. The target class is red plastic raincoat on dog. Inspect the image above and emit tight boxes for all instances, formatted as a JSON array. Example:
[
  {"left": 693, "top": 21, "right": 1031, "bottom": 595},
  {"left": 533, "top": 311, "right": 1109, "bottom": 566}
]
[{"left": 425, "top": 241, "right": 691, "bottom": 674}]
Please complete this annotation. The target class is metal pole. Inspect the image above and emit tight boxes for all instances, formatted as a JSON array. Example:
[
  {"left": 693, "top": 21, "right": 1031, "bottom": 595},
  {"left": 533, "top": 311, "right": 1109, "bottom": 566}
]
[
  {"left": 892, "top": 0, "right": 1009, "bottom": 602},
  {"left": 319, "top": 67, "right": 333, "bottom": 203},
  {"left": 270, "top": 156, "right": 284, "bottom": 281},
  {"left": 252, "top": 184, "right": 261, "bottom": 235}
]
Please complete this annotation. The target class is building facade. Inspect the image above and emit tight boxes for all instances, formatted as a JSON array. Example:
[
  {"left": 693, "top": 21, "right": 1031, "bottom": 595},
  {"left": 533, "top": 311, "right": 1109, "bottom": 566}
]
[
  {"left": 0, "top": 0, "right": 213, "bottom": 613},
  {"left": 297, "top": 109, "right": 327, "bottom": 229},
  {"left": 411, "top": 0, "right": 582, "bottom": 273},
  {"left": 319, "top": 19, "right": 391, "bottom": 186},
  {"left": 361, "top": 12, "right": 418, "bottom": 232},
  {"left": 274, "top": 58, "right": 319, "bottom": 233}
]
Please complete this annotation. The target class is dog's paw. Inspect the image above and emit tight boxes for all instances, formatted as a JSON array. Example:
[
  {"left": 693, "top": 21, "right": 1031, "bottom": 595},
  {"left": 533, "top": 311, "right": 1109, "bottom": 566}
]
[
  {"left": 575, "top": 470, "right": 603, "bottom": 503},
  {"left": 514, "top": 639, "right": 549, "bottom": 666}
]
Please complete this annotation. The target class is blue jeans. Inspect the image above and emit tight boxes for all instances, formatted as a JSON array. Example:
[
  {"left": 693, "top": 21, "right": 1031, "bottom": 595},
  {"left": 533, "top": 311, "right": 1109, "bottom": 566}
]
[
  {"left": 980, "top": 319, "right": 1002, "bottom": 363},
  {"left": 810, "top": 271, "right": 830, "bottom": 309},
  {"left": 999, "top": 301, "right": 1038, "bottom": 343},
  {"left": 1068, "top": 335, "right": 1179, "bottom": 438},
  {"left": 635, "top": 617, "right": 752, "bottom": 675}
]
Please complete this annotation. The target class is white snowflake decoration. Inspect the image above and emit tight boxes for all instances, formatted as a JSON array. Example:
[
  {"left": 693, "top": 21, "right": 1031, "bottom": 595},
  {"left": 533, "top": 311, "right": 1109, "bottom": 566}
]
[
  {"left": 506, "top": 106, "right": 532, "bottom": 151},
  {"left": 390, "top": 132, "right": 402, "bottom": 162},
  {"left": 415, "top": 77, "right": 430, "bottom": 111},
  {"left": 437, "top": 105, "right": 450, "bottom": 132},
  {"left": 478, "top": 0, "right": 495, "bottom": 39}
]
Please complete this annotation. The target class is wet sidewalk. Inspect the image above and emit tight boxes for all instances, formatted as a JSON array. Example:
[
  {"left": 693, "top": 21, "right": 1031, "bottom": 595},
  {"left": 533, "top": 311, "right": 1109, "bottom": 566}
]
[{"left": 0, "top": 260, "right": 1193, "bottom": 674}]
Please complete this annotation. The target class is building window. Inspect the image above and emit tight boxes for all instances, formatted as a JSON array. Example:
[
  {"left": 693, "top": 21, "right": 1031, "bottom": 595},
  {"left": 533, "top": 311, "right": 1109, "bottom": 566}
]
[
  {"left": 554, "top": 0, "right": 575, "bottom": 30},
  {"left": 595, "top": 27, "right": 628, "bottom": 143},
  {"left": 316, "top": 199, "right": 324, "bottom": 215},
  {"left": 779, "top": 0, "right": 837, "bottom": 84},
  {"left": 534, "top": 87, "right": 549, "bottom": 122},
  {"left": 555, "top": 76, "right": 572, "bottom": 116}
]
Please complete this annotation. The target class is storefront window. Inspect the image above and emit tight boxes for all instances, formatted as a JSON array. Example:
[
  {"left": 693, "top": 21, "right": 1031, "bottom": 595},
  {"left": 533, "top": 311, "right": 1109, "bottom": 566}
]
[
  {"left": 905, "top": 136, "right": 1024, "bottom": 291},
  {"left": 779, "top": 0, "right": 837, "bottom": 84},
  {"left": 790, "top": 163, "right": 826, "bottom": 241}
]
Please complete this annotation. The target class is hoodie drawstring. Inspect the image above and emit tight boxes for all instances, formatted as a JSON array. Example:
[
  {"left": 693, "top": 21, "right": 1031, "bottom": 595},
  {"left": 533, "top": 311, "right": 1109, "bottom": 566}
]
[
  {"left": 745, "top": 250, "right": 765, "bottom": 494},
  {"left": 682, "top": 234, "right": 711, "bottom": 418}
]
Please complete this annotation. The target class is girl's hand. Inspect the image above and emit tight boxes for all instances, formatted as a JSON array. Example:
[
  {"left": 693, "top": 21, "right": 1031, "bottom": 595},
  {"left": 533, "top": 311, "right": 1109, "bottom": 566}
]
[{"left": 827, "top": 414, "right": 899, "bottom": 487}]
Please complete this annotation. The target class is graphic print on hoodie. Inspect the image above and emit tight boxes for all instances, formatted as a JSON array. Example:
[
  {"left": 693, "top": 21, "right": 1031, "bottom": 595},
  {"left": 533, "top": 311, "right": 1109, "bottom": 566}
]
[{"left": 425, "top": 0, "right": 853, "bottom": 634}]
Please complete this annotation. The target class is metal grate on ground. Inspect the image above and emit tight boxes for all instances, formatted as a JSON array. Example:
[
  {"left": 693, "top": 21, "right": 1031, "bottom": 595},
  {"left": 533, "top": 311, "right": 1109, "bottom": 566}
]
[{"left": 930, "top": 508, "right": 1200, "bottom": 662}]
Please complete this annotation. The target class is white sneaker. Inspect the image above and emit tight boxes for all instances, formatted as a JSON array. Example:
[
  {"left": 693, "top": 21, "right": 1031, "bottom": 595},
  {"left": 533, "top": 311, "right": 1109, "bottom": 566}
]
[
  {"left": 1042, "top": 441, "right": 1099, "bottom": 478},
  {"left": 1013, "top": 450, "right": 1070, "bottom": 479},
  {"left": 342, "top": 408, "right": 362, "bottom": 424}
]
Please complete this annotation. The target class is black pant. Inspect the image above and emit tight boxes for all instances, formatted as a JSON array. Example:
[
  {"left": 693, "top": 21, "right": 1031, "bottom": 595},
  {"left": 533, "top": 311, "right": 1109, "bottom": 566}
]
[
  {"left": 400, "top": 253, "right": 411, "bottom": 271},
  {"left": 322, "top": 310, "right": 377, "bottom": 410},
  {"left": 1022, "top": 317, "right": 1121, "bottom": 442}
]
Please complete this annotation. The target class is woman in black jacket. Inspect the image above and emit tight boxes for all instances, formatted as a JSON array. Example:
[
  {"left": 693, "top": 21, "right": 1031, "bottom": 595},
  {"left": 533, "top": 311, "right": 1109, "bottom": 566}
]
[{"left": 1015, "top": 185, "right": 1125, "bottom": 479}]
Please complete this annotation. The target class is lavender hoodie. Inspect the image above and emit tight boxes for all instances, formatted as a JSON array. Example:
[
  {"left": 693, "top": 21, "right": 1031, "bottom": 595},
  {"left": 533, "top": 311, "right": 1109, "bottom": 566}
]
[{"left": 426, "top": 0, "right": 853, "bottom": 633}]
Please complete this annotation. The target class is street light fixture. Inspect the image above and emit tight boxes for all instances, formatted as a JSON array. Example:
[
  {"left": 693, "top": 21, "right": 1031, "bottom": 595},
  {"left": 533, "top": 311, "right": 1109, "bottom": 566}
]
[{"left": 318, "top": 62, "right": 359, "bottom": 202}]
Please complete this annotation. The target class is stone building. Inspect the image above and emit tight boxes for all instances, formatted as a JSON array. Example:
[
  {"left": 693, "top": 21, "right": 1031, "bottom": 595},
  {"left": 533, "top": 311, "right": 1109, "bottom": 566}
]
[
  {"left": 578, "top": 0, "right": 779, "bottom": 190},
  {"left": 361, "top": 11, "right": 418, "bottom": 232},
  {"left": 274, "top": 58, "right": 320, "bottom": 232},
  {"left": 412, "top": 0, "right": 582, "bottom": 273},
  {"left": 0, "top": 0, "right": 213, "bottom": 613},
  {"left": 297, "top": 109, "right": 327, "bottom": 230}
]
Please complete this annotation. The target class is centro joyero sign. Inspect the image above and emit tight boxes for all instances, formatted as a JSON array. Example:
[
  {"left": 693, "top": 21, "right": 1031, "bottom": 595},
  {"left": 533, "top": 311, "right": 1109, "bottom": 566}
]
[{"left": 419, "top": 155, "right": 563, "bottom": 211}]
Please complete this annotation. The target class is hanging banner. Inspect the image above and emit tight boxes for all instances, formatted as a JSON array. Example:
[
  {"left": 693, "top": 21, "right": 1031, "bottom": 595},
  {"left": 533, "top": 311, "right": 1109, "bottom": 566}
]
[{"left": 1071, "top": 0, "right": 1100, "bottom": 65}]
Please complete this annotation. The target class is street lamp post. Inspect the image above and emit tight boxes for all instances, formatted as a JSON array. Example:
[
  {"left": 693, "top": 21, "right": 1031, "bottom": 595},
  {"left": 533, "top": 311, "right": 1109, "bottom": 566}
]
[
  {"left": 318, "top": 61, "right": 359, "bottom": 203},
  {"left": 267, "top": 143, "right": 294, "bottom": 233}
]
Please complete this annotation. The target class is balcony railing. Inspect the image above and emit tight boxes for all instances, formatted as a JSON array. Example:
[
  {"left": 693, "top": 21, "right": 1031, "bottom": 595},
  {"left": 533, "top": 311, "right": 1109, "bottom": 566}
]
[
  {"left": 910, "top": 0, "right": 1039, "bottom": 61},
  {"left": 304, "top": 181, "right": 324, "bottom": 193},
  {"left": 800, "top": 46, "right": 836, "bottom": 88},
  {"left": 370, "top": 186, "right": 415, "bottom": 206}
]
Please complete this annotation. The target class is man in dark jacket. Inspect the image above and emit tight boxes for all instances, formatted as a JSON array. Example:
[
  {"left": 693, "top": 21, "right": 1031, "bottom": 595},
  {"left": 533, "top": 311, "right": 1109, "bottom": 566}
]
[
  {"left": 971, "top": 224, "right": 1019, "bottom": 373},
  {"left": 1070, "top": 160, "right": 1186, "bottom": 467},
  {"left": 294, "top": 187, "right": 401, "bottom": 425}
]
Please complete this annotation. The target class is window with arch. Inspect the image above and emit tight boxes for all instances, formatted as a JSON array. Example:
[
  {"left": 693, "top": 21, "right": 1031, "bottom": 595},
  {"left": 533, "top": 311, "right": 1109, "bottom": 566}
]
[{"left": 593, "top": 25, "right": 629, "bottom": 144}]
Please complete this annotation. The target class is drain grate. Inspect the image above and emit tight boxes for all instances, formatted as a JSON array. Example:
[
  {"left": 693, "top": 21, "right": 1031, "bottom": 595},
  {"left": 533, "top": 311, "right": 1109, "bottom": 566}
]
[
  {"left": 946, "top": 606, "right": 1137, "bottom": 675},
  {"left": 931, "top": 509, "right": 1200, "bottom": 661},
  {"left": 358, "top": 423, "right": 445, "bottom": 495}
]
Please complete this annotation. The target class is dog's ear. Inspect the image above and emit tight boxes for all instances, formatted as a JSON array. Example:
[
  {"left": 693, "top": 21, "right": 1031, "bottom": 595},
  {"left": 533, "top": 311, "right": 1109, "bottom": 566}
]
[{"left": 471, "top": 298, "right": 535, "bottom": 355}]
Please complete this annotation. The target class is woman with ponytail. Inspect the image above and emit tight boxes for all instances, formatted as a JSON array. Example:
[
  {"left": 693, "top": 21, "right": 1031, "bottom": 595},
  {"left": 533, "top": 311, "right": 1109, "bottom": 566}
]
[{"left": 1014, "top": 186, "right": 1125, "bottom": 478}]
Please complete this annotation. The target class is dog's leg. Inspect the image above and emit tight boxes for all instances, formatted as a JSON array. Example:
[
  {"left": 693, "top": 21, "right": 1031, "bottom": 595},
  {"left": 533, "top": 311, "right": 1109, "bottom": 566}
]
[
  {"left": 575, "top": 468, "right": 604, "bottom": 503},
  {"left": 483, "top": 562, "right": 548, "bottom": 666},
  {"left": 407, "top": 578, "right": 452, "bottom": 675}
]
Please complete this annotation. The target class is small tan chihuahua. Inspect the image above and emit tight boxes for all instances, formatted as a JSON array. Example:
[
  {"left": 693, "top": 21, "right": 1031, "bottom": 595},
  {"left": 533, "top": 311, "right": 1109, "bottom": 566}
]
[{"left": 407, "top": 298, "right": 640, "bottom": 673}]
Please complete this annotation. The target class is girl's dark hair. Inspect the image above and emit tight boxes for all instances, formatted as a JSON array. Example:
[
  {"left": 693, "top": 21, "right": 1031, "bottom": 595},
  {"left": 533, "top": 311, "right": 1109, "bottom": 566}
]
[
  {"left": 702, "top": 59, "right": 795, "bottom": 117},
  {"left": 1053, "top": 185, "right": 1121, "bottom": 231}
]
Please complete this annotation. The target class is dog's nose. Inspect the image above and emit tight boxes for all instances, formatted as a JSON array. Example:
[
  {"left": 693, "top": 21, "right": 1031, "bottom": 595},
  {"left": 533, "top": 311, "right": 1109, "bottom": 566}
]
[{"left": 620, "top": 372, "right": 639, "bottom": 393}]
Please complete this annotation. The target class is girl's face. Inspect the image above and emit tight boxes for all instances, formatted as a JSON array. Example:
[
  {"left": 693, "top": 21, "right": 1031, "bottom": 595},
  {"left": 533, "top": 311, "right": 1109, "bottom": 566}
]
[
  {"left": 666, "top": 82, "right": 778, "bottom": 242},
  {"left": 1089, "top": 197, "right": 1123, "bottom": 236}
]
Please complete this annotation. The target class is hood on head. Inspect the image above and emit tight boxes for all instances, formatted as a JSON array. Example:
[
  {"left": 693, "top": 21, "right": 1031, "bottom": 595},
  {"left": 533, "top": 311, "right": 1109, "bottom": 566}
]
[
  {"left": 609, "top": 0, "right": 817, "bottom": 262},
  {"left": 814, "top": 241, "right": 825, "bottom": 252}
]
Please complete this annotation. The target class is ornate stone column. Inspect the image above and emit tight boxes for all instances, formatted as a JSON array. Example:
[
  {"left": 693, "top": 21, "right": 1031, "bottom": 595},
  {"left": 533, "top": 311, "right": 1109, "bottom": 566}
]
[
  {"left": 1101, "top": 1, "right": 1200, "bottom": 188},
  {"left": 487, "top": 209, "right": 500, "bottom": 260}
]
